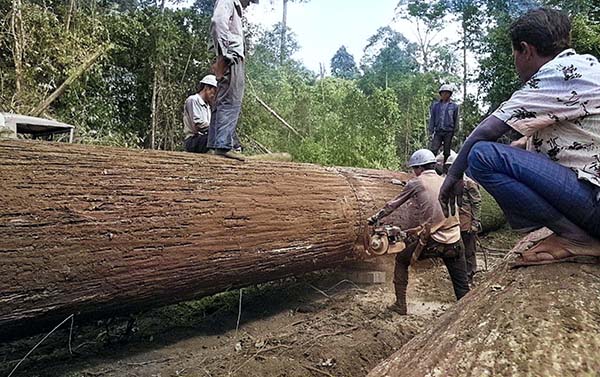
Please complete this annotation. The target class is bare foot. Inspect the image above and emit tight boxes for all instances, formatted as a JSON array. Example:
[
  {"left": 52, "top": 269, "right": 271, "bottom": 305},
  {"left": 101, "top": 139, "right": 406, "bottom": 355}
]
[{"left": 513, "top": 234, "right": 600, "bottom": 267}]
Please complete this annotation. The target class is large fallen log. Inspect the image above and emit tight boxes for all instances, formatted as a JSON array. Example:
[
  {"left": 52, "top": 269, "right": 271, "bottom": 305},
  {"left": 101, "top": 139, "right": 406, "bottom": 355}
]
[
  {"left": 0, "top": 140, "right": 410, "bottom": 339},
  {"left": 368, "top": 229, "right": 600, "bottom": 377}
]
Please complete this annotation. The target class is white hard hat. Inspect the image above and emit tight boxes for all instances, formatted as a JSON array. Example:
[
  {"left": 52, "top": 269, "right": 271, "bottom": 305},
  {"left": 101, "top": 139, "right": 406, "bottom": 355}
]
[
  {"left": 445, "top": 151, "right": 457, "bottom": 165},
  {"left": 436, "top": 150, "right": 457, "bottom": 165},
  {"left": 408, "top": 149, "right": 437, "bottom": 167},
  {"left": 439, "top": 84, "right": 454, "bottom": 93},
  {"left": 200, "top": 74, "right": 218, "bottom": 87}
]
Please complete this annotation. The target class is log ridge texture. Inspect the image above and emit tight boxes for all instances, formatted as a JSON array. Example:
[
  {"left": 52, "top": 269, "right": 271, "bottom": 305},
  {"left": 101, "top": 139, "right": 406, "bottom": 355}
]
[
  {"left": 0, "top": 140, "right": 410, "bottom": 338},
  {"left": 368, "top": 229, "right": 600, "bottom": 377}
]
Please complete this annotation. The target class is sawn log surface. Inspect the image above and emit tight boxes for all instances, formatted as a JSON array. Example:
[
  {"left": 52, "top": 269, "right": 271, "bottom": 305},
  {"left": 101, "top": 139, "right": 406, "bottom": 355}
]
[
  {"left": 368, "top": 229, "right": 600, "bottom": 377},
  {"left": 0, "top": 140, "right": 410, "bottom": 338}
]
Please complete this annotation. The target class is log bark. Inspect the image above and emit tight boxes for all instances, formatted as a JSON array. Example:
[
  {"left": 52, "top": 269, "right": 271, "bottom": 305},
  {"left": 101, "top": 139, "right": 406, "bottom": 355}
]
[
  {"left": 0, "top": 140, "right": 410, "bottom": 339},
  {"left": 368, "top": 229, "right": 600, "bottom": 377}
]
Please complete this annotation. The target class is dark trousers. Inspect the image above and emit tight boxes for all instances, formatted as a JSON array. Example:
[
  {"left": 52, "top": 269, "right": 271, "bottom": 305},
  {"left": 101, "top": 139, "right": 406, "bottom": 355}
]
[
  {"left": 393, "top": 239, "right": 470, "bottom": 313},
  {"left": 430, "top": 131, "right": 454, "bottom": 163},
  {"left": 461, "top": 231, "right": 477, "bottom": 279},
  {"left": 207, "top": 60, "right": 245, "bottom": 151},
  {"left": 184, "top": 133, "right": 209, "bottom": 153},
  {"left": 467, "top": 142, "right": 600, "bottom": 237}
]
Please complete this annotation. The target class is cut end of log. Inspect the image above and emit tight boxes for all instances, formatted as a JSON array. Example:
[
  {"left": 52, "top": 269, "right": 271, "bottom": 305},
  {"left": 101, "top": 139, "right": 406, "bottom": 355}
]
[{"left": 368, "top": 229, "right": 600, "bottom": 377}]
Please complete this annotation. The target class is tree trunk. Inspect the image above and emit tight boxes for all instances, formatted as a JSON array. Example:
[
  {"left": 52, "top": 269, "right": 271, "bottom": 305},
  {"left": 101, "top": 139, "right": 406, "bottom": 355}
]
[
  {"left": 31, "top": 45, "right": 110, "bottom": 117},
  {"left": 0, "top": 140, "right": 411, "bottom": 339},
  {"left": 280, "top": 0, "right": 288, "bottom": 64},
  {"left": 150, "top": 68, "right": 159, "bottom": 150},
  {"left": 65, "top": 0, "right": 76, "bottom": 32},
  {"left": 10, "top": 0, "right": 24, "bottom": 97},
  {"left": 462, "top": 19, "right": 468, "bottom": 104},
  {"left": 368, "top": 229, "right": 600, "bottom": 377}
]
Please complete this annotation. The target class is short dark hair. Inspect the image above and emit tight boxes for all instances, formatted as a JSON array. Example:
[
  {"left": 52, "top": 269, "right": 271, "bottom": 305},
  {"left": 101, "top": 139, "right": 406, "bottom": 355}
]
[
  {"left": 421, "top": 162, "right": 436, "bottom": 171},
  {"left": 196, "top": 82, "right": 207, "bottom": 93},
  {"left": 510, "top": 8, "right": 571, "bottom": 57}
]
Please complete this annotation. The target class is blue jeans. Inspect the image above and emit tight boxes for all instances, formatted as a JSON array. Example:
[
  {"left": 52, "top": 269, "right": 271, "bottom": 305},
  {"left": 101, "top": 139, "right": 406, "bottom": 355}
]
[
  {"left": 467, "top": 142, "right": 600, "bottom": 238},
  {"left": 208, "top": 61, "right": 245, "bottom": 150}
]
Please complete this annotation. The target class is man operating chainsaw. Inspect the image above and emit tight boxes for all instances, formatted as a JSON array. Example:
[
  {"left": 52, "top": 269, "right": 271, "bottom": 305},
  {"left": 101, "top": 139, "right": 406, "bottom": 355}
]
[{"left": 368, "top": 149, "right": 470, "bottom": 315}]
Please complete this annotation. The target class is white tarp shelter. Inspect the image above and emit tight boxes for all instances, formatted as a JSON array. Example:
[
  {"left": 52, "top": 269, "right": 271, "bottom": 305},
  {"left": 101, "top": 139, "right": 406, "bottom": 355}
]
[{"left": 0, "top": 113, "right": 75, "bottom": 143}]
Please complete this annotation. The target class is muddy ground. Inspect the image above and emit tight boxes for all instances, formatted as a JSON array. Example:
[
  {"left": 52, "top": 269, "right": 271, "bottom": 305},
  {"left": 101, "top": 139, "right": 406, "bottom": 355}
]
[{"left": 1, "top": 229, "right": 521, "bottom": 377}]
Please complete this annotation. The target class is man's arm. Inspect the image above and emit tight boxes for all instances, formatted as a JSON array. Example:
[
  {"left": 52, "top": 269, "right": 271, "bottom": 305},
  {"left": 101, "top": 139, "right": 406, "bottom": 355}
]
[
  {"left": 191, "top": 100, "right": 209, "bottom": 131},
  {"left": 369, "top": 182, "right": 416, "bottom": 223},
  {"left": 439, "top": 115, "right": 512, "bottom": 217},
  {"left": 428, "top": 103, "right": 436, "bottom": 135}
]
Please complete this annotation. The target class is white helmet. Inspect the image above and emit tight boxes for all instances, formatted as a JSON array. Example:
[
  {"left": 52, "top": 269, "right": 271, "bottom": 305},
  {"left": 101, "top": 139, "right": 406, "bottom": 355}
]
[
  {"left": 408, "top": 149, "right": 437, "bottom": 167},
  {"left": 445, "top": 152, "right": 457, "bottom": 165},
  {"left": 436, "top": 150, "right": 457, "bottom": 165},
  {"left": 200, "top": 74, "right": 218, "bottom": 88},
  {"left": 439, "top": 84, "right": 454, "bottom": 93}
]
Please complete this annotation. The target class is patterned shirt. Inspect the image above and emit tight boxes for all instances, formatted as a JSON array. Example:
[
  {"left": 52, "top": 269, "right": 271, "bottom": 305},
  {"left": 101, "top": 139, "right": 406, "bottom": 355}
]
[
  {"left": 459, "top": 176, "right": 482, "bottom": 232},
  {"left": 492, "top": 49, "right": 600, "bottom": 188}
]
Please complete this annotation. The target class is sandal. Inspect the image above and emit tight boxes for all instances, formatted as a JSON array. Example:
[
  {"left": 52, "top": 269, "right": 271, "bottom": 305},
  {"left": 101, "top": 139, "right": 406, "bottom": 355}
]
[{"left": 512, "top": 234, "right": 600, "bottom": 268}]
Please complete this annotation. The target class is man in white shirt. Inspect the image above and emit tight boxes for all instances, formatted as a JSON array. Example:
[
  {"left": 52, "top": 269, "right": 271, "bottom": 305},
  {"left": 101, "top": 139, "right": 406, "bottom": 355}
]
[
  {"left": 183, "top": 75, "right": 218, "bottom": 153},
  {"left": 439, "top": 8, "right": 600, "bottom": 266}
]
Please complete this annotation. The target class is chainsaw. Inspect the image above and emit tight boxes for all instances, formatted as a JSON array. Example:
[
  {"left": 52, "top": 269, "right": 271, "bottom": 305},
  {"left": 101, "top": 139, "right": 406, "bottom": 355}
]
[
  {"left": 364, "top": 220, "right": 407, "bottom": 256},
  {"left": 363, "top": 220, "right": 431, "bottom": 259}
]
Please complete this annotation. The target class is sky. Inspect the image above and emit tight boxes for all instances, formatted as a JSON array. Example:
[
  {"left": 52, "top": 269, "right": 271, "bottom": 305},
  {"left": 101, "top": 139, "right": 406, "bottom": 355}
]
[{"left": 245, "top": 0, "right": 410, "bottom": 74}]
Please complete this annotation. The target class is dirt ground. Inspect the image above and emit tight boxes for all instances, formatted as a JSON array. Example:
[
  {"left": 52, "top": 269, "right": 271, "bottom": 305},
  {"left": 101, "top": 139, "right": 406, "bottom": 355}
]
[{"left": 0, "top": 229, "right": 520, "bottom": 377}]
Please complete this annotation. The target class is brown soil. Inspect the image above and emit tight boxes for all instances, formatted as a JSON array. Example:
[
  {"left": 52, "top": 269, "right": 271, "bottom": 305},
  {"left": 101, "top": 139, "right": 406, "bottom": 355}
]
[{"left": 0, "top": 231, "right": 512, "bottom": 377}]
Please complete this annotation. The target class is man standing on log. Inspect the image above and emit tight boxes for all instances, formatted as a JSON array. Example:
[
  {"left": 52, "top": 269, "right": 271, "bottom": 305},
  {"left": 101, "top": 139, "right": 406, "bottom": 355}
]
[
  {"left": 439, "top": 8, "right": 600, "bottom": 266},
  {"left": 183, "top": 75, "right": 218, "bottom": 153},
  {"left": 208, "top": 0, "right": 258, "bottom": 161},
  {"left": 429, "top": 84, "right": 459, "bottom": 167},
  {"left": 368, "top": 149, "right": 470, "bottom": 315}
]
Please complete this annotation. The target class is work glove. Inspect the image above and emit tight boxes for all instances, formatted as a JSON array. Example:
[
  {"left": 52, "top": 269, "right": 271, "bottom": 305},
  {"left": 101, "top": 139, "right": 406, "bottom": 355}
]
[{"left": 439, "top": 175, "right": 464, "bottom": 217}]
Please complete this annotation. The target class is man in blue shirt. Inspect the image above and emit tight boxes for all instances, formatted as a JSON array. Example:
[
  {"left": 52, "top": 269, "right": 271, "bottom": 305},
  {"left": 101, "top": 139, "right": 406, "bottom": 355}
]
[{"left": 429, "top": 84, "right": 459, "bottom": 167}]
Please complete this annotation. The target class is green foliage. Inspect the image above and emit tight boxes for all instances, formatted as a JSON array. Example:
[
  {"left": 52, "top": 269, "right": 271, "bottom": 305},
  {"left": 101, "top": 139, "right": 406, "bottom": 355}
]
[
  {"left": 330, "top": 46, "right": 359, "bottom": 80},
  {"left": 2, "top": 0, "right": 598, "bottom": 172}
]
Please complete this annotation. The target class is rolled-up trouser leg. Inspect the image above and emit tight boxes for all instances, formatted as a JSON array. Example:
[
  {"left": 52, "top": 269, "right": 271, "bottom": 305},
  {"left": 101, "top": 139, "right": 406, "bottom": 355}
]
[
  {"left": 461, "top": 231, "right": 477, "bottom": 278},
  {"left": 208, "top": 60, "right": 245, "bottom": 151},
  {"left": 441, "top": 244, "right": 470, "bottom": 300}
]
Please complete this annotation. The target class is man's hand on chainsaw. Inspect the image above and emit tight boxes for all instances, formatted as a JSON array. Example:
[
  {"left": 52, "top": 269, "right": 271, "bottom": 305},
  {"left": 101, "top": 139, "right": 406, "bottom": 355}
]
[{"left": 439, "top": 175, "right": 464, "bottom": 217}]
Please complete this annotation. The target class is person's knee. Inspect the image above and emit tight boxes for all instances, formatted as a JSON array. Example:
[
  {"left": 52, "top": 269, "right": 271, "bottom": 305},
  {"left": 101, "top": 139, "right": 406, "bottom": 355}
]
[{"left": 467, "top": 141, "right": 498, "bottom": 179}]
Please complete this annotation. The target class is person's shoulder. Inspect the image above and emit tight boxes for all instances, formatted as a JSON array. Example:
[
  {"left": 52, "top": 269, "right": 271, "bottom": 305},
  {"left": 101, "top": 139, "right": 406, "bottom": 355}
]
[
  {"left": 537, "top": 49, "right": 600, "bottom": 80},
  {"left": 405, "top": 176, "right": 422, "bottom": 189}
]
